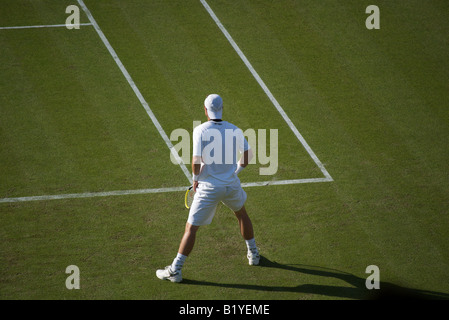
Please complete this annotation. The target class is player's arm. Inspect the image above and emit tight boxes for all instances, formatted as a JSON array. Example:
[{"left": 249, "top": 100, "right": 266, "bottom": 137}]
[
  {"left": 235, "top": 127, "right": 252, "bottom": 175},
  {"left": 192, "top": 156, "right": 202, "bottom": 175},
  {"left": 192, "top": 156, "right": 201, "bottom": 192},
  {"left": 238, "top": 148, "right": 253, "bottom": 168},
  {"left": 191, "top": 125, "right": 202, "bottom": 191},
  {"left": 235, "top": 148, "right": 252, "bottom": 175}
]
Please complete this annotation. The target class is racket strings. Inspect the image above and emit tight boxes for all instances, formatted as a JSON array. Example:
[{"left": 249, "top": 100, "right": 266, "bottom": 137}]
[{"left": 185, "top": 187, "right": 195, "bottom": 209}]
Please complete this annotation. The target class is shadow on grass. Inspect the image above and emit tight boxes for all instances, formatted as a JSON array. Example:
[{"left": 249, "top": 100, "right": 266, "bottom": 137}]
[{"left": 181, "top": 256, "right": 449, "bottom": 300}]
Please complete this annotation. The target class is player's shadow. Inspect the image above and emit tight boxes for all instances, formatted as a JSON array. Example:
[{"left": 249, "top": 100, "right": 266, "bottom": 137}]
[{"left": 182, "top": 256, "right": 449, "bottom": 300}]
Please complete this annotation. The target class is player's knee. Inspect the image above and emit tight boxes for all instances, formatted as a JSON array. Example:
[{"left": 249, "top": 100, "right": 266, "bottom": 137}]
[
  {"left": 185, "top": 223, "right": 200, "bottom": 235},
  {"left": 234, "top": 206, "right": 248, "bottom": 218}
]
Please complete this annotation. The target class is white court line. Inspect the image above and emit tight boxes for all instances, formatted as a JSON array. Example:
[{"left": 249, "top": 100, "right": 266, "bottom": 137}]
[
  {"left": 0, "top": 178, "right": 329, "bottom": 203},
  {"left": 0, "top": 23, "right": 93, "bottom": 30},
  {"left": 0, "top": 187, "right": 186, "bottom": 203},
  {"left": 242, "top": 178, "right": 331, "bottom": 188},
  {"left": 76, "top": 0, "right": 192, "bottom": 184},
  {"left": 200, "top": 0, "right": 333, "bottom": 182}
]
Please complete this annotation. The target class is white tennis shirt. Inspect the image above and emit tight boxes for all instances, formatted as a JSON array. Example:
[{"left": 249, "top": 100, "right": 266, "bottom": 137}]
[{"left": 192, "top": 120, "right": 250, "bottom": 186}]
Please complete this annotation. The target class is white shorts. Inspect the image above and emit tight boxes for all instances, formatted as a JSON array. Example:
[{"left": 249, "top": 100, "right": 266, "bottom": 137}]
[{"left": 187, "top": 182, "right": 247, "bottom": 226}]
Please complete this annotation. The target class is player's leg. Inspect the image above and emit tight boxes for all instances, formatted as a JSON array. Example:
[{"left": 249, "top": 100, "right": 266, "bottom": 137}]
[
  {"left": 156, "top": 185, "right": 222, "bottom": 283},
  {"left": 178, "top": 222, "right": 200, "bottom": 257},
  {"left": 234, "top": 205, "right": 254, "bottom": 240},
  {"left": 222, "top": 185, "right": 260, "bottom": 266},
  {"left": 156, "top": 223, "right": 199, "bottom": 283},
  {"left": 234, "top": 205, "right": 260, "bottom": 266}
]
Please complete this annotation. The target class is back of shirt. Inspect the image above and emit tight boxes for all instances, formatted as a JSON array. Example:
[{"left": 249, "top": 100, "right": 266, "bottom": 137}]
[{"left": 192, "top": 120, "right": 250, "bottom": 186}]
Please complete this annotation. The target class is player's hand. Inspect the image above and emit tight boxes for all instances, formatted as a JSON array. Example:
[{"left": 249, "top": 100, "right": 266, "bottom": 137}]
[{"left": 193, "top": 180, "right": 199, "bottom": 192}]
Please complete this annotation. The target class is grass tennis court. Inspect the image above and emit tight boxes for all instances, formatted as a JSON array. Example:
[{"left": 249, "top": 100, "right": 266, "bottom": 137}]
[{"left": 1, "top": 0, "right": 448, "bottom": 301}]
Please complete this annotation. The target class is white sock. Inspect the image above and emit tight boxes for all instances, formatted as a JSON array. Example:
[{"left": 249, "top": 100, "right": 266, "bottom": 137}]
[
  {"left": 245, "top": 238, "right": 257, "bottom": 252},
  {"left": 171, "top": 253, "right": 187, "bottom": 271}
]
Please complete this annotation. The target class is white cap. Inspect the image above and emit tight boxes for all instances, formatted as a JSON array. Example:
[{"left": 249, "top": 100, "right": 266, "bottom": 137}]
[{"left": 204, "top": 94, "right": 223, "bottom": 119}]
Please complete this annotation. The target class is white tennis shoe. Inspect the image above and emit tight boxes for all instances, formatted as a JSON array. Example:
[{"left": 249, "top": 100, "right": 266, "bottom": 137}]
[
  {"left": 247, "top": 248, "right": 260, "bottom": 266},
  {"left": 156, "top": 266, "right": 182, "bottom": 283}
]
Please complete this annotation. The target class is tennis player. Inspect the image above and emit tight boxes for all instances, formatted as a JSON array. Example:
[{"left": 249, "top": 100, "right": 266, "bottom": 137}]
[{"left": 156, "top": 94, "right": 259, "bottom": 283}]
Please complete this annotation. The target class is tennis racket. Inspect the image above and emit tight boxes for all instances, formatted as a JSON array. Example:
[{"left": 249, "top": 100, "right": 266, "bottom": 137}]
[{"left": 184, "top": 186, "right": 195, "bottom": 209}]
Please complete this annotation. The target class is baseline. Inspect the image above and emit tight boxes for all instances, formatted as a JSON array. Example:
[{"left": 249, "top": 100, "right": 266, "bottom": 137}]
[
  {"left": 0, "top": 23, "right": 93, "bottom": 30},
  {"left": 0, "top": 178, "right": 328, "bottom": 203}
]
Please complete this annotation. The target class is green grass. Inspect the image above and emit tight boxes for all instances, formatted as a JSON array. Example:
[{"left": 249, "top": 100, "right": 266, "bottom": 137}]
[{"left": 1, "top": 0, "right": 448, "bottom": 300}]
